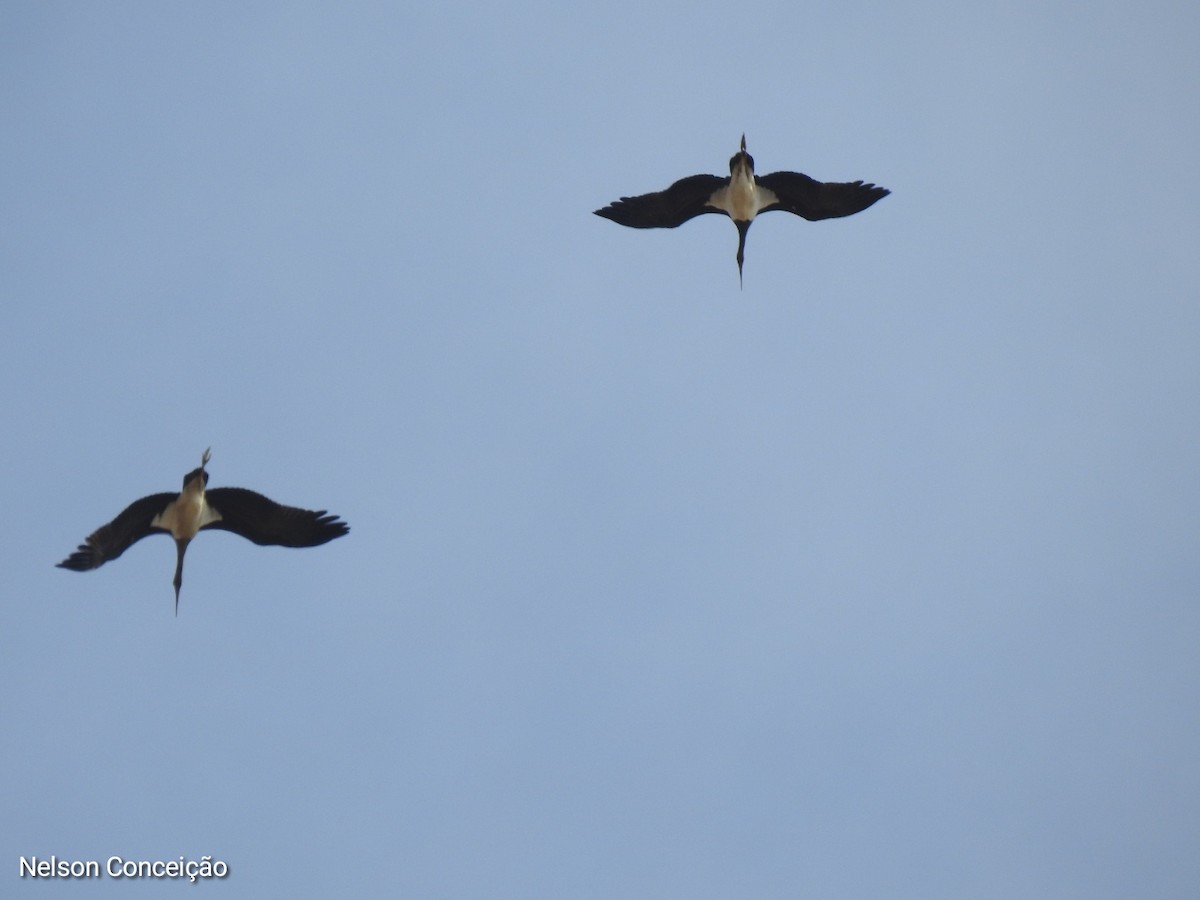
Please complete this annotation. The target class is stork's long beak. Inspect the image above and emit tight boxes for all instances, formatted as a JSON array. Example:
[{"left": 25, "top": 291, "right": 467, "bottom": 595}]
[
  {"left": 735, "top": 221, "right": 749, "bottom": 289},
  {"left": 172, "top": 539, "right": 188, "bottom": 616},
  {"left": 740, "top": 133, "right": 746, "bottom": 152}
]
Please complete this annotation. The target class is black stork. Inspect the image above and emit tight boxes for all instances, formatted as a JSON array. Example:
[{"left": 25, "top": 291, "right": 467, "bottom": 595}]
[
  {"left": 56, "top": 448, "right": 349, "bottom": 614},
  {"left": 594, "top": 135, "right": 889, "bottom": 285}
]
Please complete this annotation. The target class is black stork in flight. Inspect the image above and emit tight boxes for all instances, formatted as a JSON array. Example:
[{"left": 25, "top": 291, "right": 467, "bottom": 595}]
[
  {"left": 56, "top": 448, "right": 349, "bottom": 614},
  {"left": 594, "top": 135, "right": 889, "bottom": 285}
]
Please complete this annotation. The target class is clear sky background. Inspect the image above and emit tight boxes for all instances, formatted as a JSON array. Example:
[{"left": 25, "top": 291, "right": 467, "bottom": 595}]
[{"left": 2, "top": 2, "right": 1198, "bottom": 897}]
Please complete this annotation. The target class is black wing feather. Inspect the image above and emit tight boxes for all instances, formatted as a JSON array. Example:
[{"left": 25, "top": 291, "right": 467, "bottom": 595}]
[
  {"left": 594, "top": 174, "right": 729, "bottom": 228},
  {"left": 756, "top": 171, "right": 889, "bottom": 221},
  {"left": 57, "top": 492, "right": 176, "bottom": 571},
  {"left": 202, "top": 487, "right": 349, "bottom": 547}
]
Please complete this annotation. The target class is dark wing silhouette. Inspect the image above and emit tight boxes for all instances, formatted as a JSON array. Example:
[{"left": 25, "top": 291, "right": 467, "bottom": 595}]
[
  {"left": 595, "top": 174, "right": 729, "bottom": 228},
  {"left": 57, "top": 492, "right": 176, "bottom": 571},
  {"left": 202, "top": 487, "right": 348, "bottom": 547},
  {"left": 755, "top": 171, "right": 889, "bottom": 221}
]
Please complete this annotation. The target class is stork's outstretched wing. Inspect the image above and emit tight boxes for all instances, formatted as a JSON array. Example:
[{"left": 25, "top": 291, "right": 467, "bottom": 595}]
[
  {"left": 595, "top": 174, "right": 729, "bottom": 228},
  {"left": 57, "top": 492, "right": 176, "bottom": 571},
  {"left": 756, "top": 172, "right": 889, "bottom": 221},
  {"left": 202, "top": 488, "right": 349, "bottom": 547}
]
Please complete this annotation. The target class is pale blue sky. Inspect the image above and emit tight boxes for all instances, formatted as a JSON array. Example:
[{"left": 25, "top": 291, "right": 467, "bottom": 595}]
[{"left": 3, "top": 2, "right": 1199, "bottom": 897}]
